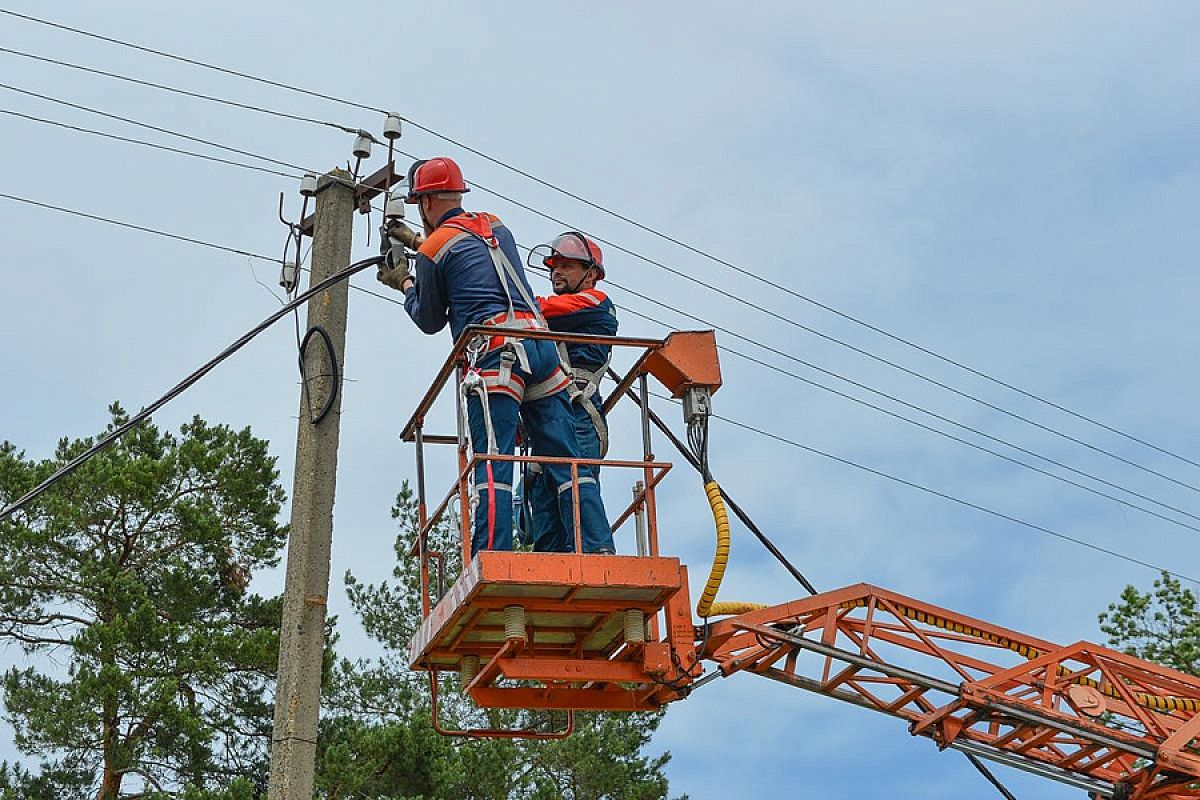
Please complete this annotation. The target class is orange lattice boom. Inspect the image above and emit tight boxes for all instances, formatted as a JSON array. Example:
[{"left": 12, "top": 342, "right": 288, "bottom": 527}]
[
  {"left": 703, "top": 583, "right": 1200, "bottom": 799},
  {"left": 400, "top": 326, "right": 1200, "bottom": 796}
]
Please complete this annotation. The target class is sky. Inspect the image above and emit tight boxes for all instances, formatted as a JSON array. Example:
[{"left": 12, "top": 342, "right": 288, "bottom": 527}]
[{"left": 2, "top": 1, "right": 1200, "bottom": 797}]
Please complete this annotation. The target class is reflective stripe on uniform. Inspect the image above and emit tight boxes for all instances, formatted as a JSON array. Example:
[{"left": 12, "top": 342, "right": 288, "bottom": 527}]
[{"left": 557, "top": 476, "right": 598, "bottom": 494}]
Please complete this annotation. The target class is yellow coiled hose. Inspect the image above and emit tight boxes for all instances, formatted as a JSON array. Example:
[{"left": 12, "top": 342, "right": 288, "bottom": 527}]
[{"left": 696, "top": 481, "right": 766, "bottom": 618}]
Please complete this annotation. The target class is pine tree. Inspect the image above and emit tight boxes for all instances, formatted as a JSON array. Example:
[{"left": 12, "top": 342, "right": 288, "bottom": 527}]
[
  {"left": 0, "top": 404, "right": 287, "bottom": 799},
  {"left": 1099, "top": 571, "right": 1200, "bottom": 674}
]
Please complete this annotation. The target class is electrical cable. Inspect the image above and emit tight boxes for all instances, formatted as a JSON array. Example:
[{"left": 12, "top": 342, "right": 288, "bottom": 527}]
[
  {"left": 298, "top": 325, "right": 339, "bottom": 425},
  {"left": 6, "top": 70, "right": 1191, "bottom": 504},
  {"left": 0, "top": 81, "right": 313, "bottom": 174},
  {"left": 478, "top": 182, "right": 1200, "bottom": 495},
  {"left": 0, "top": 254, "right": 383, "bottom": 523},
  {"left": 0, "top": 107, "right": 299, "bottom": 178},
  {"left": 7, "top": 187, "right": 1197, "bottom": 541},
  {"left": 3, "top": 5, "right": 1193, "bottom": 478},
  {"left": 674, "top": 397, "right": 1200, "bottom": 586},
  {"left": 0, "top": 45, "right": 363, "bottom": 134},
  {"left": 4, "top": 190, "right": 1194, "bottom": 587},
  {"left": 522, "top": 256, "right": 1200, "bottom": 536},
  {"left": 613, "top": 302, "right": 1200, "bottom": 535},
  {"left": 0, "top": 8, "right": 388, "bottom": 115},
  {"left": 0, "top": 192, "right": 279, "bottom": 262},
  {"left": 964, "top": 754, "right": 1019, "bottom": 800},
  {"left": 610, "top": 369, "right": 818, "bottom": 595}
]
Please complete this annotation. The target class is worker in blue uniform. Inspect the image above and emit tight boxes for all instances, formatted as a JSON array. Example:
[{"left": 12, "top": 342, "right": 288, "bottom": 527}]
[
  {"left": 377, "top": 158, "right": 610, "bottom": 557},
  {"left": 526, "top": 232, "right": 618, "bottom": 554}
]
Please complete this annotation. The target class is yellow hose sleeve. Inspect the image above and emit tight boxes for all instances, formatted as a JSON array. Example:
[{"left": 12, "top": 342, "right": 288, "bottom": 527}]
[
  {"left": 839, "top": 599, "right": 1200, "bottom": 713},
  {"left": 696, "top": 481, "right": 765, "bottom": 617}
]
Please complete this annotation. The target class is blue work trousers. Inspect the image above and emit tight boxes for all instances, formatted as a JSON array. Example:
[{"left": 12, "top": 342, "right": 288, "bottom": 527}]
[
  {"left": 465, "top": 339, "right": 610, "bottom": 557},
  {"left": 528, "top": 398, "right": 615, "bottom": 553}
]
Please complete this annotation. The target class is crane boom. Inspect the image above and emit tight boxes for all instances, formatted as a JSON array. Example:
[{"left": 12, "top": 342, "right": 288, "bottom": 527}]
[{"left": 702, "top": 583, "right": 1200, "bottom": 799}]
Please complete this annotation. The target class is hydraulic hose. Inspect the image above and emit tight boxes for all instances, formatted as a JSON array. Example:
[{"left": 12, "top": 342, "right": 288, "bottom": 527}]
[
  {"left": 696, "top": 480, "right": 765, "bottom": 618},
  {"left": 840, "top": 598, "right": 1200, "bottom": 713}
]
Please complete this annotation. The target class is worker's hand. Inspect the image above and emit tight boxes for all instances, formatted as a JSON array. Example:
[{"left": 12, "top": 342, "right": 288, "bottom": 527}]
[
  {"left": 376, "top": 256, "right": 413, "bottom": 292},
  {"left": 385, "top": 220, "right": 423, "bottom": 250}
]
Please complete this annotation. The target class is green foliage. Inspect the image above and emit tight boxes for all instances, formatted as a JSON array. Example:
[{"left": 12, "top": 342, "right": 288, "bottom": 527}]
[
  {"left": 1100, "top": 571, "right": 1200, "bottom": 674},
  {"left": 319, "top": 484, "right": 678, "bottom": 800},
  {"left": 0, "top": 403, "right": 287, "bottom": 798}
]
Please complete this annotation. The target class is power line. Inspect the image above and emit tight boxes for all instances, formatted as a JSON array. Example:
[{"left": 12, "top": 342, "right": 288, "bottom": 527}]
[
  {"left": 0, "top": 192, "right": 278, "bottom": 261},
  {"left": 519, "top": 253, "right": 1200, "bottom": 533},
  {"left": 0, "top": 81, "right": 312, "bottom": 174},
  {"left": 4, "top": 48, "right": 1192, "bottom": 501},
  {"left": 0, "top": 45, "right": 361, "bottom": 135},
  {"left": 0, "top": 254, "right": 383, "bottom": 522},
  {"left": 0, "top": 8, "right": 386, "bottom": 115},
  {"left": 632, "top": 307, "right": 1200, "bottom": 536},
  {"left": 2, "top": 7, "right": 1190, "bottom": 475},
  {"left": 0, "top": 107, "right": 298, "bottom": 178},
  {"left": 10, "top": 184, "right": 1198, "bottom": 541},
  {"left": 5, "top": 188, "right": 1189, "bottom": 588},
  {"left": 477, "top": 181, "right": 1200, "bottom": 496},
  {"left": 691, "top": 401, "right": 1200, "bottom": 586},
  {"left": 6, "top": 73, "right": 1184, "bottom": 513}
]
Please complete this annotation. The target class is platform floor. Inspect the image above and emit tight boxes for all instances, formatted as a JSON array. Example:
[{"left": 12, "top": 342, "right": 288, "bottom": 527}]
[{"left": 408, "top": 550, "right": 685, "bottom": 671}]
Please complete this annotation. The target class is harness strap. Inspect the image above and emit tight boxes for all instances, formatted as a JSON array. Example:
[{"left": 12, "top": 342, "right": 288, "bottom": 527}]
[{"left": 524, "top": 367, "right": 572, "bottom": 402}]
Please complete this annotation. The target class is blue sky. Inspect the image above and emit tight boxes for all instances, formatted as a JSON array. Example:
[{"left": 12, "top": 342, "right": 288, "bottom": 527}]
[{"left": 3, "top": 2, "right": 1200, "bottom": 797}]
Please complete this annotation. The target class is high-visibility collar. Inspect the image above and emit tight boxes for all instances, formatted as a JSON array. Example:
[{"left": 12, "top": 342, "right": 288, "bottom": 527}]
[{"left": 440, "top": 211, "right": 496, "bottom": 245}]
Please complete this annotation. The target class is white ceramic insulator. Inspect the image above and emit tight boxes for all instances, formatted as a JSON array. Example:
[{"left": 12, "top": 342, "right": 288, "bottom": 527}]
[
  {"left": 352, "top": 133, "right": 372, "bottom": 160},
  {"left": 383, "top": 113, "right": 403, "bottom": 140},
  {"left": 299, "top": 173, "right": 318, "bottom": 197}
]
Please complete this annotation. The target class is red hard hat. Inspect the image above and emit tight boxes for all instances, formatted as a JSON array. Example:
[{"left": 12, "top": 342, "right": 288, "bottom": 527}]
[
  {"left": 543, "top": 232, "right": 604, "bottom": 279},
  {"left": 405, "top": 157, "right": 469, "bottom": 202}
]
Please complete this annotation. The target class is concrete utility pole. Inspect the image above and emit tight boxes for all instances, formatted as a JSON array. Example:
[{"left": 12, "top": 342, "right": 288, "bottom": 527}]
[{"left": 268, "top": 169, "right": 355, "bottom": 800}]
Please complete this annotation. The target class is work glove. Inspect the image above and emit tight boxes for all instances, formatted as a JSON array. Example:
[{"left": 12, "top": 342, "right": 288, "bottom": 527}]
[
  {"left": 377, "top": 253, "right": 413, "bottom": 292},
  {"left": 377, "top": 221, "right": 419, "bottom": 291}
]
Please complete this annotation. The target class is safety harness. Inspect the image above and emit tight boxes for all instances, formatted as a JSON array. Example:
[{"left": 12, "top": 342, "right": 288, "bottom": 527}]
[
  {"left": 554, "top": 342, "right": 612, "bottom": 458},
  {"left": 440, "top": 213, "right": 572, "bottom": 550}
]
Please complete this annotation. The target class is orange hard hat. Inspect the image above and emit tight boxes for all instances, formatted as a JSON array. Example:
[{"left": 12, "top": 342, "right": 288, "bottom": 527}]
[
  {"left": 405, "top": 157, "right": 469, "bottom": 202},
  {"left": 543, "top": 231, "right": 604, "bottom": 279}
]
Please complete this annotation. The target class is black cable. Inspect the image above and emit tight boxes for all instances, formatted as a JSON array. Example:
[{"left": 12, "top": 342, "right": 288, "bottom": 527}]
[
  {"left": 0, "top": 107, "right": 298, "bottom": 178},
  {"left": 0, "top": 81, "right": 312, "bottom": 174},
  {"left": 688, "top": 400, "right": 1200, "bottom": 586},
  {"left": 8, "top": 188, "right": 1197, "bottom": 540},
  {"left": 480, "top": 183, "right": 1200, "bottom": 496},
  {"left": 4, "top": 189, "right": 1193, "bottom": 585},
  {"left": 4, "top": 6, "right": 1193, "bottom": 477},
  {"left": 964, "top": 753, "right": 1019, "bottom": 800},
  {"left": 298, "top": 325, "right": 339, "bottom": 425},
  {"left": 525, "top": 259, "right": 1200, "bottom": 537},
  {"left": 615, "top": 300, "right": 1200, "bottom": 536},
  {"left": 0, "top": 45, "right": 361, "bottom": 134},
  {"left": 0, "top": 255, "right": 383, "bottom": 523},
  {"left": 612, "top": 371, "right": 818, "bottom": 595}
]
